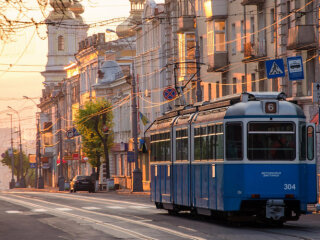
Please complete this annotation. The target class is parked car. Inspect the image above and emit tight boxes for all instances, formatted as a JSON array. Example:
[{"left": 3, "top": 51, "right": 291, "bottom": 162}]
[{"left": 70, "top": 175, "right": 95, "bottom": 193}]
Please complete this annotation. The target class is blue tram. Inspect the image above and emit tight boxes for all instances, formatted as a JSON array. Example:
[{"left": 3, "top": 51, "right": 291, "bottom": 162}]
[{"left": 148, "top": 92, "right": 317, "bottom": 222}]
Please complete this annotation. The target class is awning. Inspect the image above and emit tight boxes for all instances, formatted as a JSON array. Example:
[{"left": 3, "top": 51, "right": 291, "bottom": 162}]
[{"left": 311, "top": 113, "right": 319, "bottom": 125}]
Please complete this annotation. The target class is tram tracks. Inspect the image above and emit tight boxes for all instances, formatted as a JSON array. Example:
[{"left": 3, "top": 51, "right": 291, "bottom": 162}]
[{"left": 0, "top": 193, "right": 206, "bottom": 240}]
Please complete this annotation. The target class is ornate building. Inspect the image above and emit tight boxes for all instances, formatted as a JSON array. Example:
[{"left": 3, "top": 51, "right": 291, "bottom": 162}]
[{"left": 39, "top": 0, "right": 88, "bottom": 187}]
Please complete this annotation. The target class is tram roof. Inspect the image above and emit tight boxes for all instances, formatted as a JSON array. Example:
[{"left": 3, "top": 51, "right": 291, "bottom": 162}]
[
  {"left": 154, "top": 92, "right": 304, "bottom": 123},
  {"left": 225, "top": 100, "right": 305, "bottom": 118}
]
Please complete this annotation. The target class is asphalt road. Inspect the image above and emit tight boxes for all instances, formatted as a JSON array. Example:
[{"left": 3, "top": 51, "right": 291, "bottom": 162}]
[{"left": 0, "top": 190, "right": 319, "bottom": 240}]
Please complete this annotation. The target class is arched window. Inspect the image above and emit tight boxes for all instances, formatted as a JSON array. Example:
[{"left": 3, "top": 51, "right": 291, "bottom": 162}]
[{"left": 58, "top": 35, "right": 64, "bottom": 51}]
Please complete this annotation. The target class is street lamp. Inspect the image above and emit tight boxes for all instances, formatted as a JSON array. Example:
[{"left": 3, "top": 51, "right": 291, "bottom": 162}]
[
  {"left": 7, "top": 106, "right": 25, "bottom": 188},
  {"left": 23, "top": 96, "right": 44, "bottom": 189},
  {"left": 106, "top": 28, "right": 143, "bottom": 192},
  {"left": 7, "top": 113, "right": 15, "bottom": 189}
]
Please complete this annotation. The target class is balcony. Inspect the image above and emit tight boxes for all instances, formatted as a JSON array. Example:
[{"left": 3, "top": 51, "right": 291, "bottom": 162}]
[
  {"left": 241, "top": 0, "right": 265, "bottom": 5},
  {"left": 243, "top": 41, "right": 266, "bottom": 62},
  {"left": 287, "top": 25, "right": 316, "bottom": 50},
  {"left": 177, "top": 16, "right": 195, "bottom": 33},
  {"left": 207, "top": 52, "right": 228, "bottom": 72}
]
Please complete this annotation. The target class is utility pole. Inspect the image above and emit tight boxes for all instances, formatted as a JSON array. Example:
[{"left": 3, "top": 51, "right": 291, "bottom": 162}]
[
  {"left": 8, "top": 106, "right": 25, "bottom": 188},
  {"left": 194, "top": 19, "right": 202, "bottom": 102},
  {"left": 7, "top": 114, "right": 15, "bottom": 189},
  {"left": 57, "top": 102, "right": 65, "bottom": 191},
  {"left": 23, "top": 96, "right": 44, "bottom": 189},
  {"left": 188, "top": 0, "right": 202, "bottom": 103},
  {"left": 131, "top": 62, "right": 143, "bottom": 192}
]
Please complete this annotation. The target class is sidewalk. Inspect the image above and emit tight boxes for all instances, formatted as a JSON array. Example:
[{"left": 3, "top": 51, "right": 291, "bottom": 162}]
[{"left": 9, "top": 187, "right": 150, "bottom": 196}]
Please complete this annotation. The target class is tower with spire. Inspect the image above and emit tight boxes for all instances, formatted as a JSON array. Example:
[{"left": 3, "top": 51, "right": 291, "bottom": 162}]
[
  {"left": 116, "top": 0, "right": 145, "bottom": 38},
  {"left": 41, "top": 0, "right": 88, "bottom": 85}
]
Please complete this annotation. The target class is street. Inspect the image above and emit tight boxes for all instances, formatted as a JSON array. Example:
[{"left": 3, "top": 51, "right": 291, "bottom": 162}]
[{"left": 0, "top": 190, "right": 319, "bottom": 240}]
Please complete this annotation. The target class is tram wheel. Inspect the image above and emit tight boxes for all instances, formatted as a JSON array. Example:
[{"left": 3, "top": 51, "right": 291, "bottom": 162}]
[{"left": 168, "top": 209, "right": 179, "bottom": 216}]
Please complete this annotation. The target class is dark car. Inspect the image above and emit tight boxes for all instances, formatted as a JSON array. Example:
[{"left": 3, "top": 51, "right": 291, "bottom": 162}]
[{"left": 70, "top": 175, "right": 95, "bottom": 193}]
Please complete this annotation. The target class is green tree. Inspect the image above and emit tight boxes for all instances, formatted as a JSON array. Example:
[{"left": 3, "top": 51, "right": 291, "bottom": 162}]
[
  {"left": 75, "top": 99, "right": 113, "bottom": 180},
  {"left": 1, "top": 148, "right": 35, "bottom": 187}
]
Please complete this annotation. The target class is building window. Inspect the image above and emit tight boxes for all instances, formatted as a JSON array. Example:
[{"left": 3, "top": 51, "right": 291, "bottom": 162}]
[
  {"left": 287, "top": 1, "right": 291, "bottom": 29},
  {"left": 242, "top": 75, "right": 247, "bottom": 93},
  {"left": 216, "top": 81, "right": 220, "bottom": 98},
  {"left": 251, "top": 73, "right": 256, "bottom": 92},
  {"left": 58, "top": 35, "right": 64, "bottom": 51},
  {"left": 207, "top": 20, "right": 226, "bottom": 55},
  {"left": 233, "top": 78, "right": 237, "bottom": 94},
  {"left": 240, "top": 20, "right": 244, "bottom": 52},
  {"left": 231, "top": 23, "right": 236, "bottom": 55},
  {"left": 250, "top": 17, "right": 255, "bottom": 44},
  {"left": 270, "top": 8, "right": 275, "bottom": 43},
  {"left": 178, "top": 33, "right": 196, "bottom": 79},
  {"left": 208, "top": 83, "right": 212, "bottom": 100}
]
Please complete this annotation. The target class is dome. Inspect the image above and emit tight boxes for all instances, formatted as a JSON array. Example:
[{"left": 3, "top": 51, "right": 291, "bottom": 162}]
[
  {"left": 100, "top": 61, "right": 124, "bottom": 83},
  {"left": 49, "top": 0, "right": 71, "bottom": 11},
  {"left": 46, "top": 10, "right": 75, "bottom": 21},
  {"left": 70, "top": 0, "right": 84, "bottom": 15},
  {"left": 116, "top": 15, "right": 137, "bottom": 38}
]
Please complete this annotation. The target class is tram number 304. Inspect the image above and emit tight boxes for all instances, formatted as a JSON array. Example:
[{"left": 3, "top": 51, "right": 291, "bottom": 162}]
[{"left": 284, "top": 184, "right": 296, "bottom": 190}]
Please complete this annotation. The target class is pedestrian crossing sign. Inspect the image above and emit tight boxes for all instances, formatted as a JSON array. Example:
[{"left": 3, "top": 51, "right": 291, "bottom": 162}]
[{"left": 265, "top": 58, "right": 285, "bottom": 79}]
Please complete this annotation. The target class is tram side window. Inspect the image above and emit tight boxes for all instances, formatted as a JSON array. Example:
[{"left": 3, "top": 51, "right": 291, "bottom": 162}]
[
  {"left": 208, "top": 125, "right": 215, "bottom": 160},
  {"left": 299, "top": 122, "right": 306, "bottom": 160},
  {"left": 216, "top": 124, "right": 224, "bottom": 159},
  {"left": 194, "top": 127, "right": 201, "bottom": 160},
  {"left": 176, "top": 129, "right": 188, "bottom": 161},
  {"left": 226, "top": 122, "right": 243, "bottom": 160},
  {"left": 150, "top": 132, "right": 171, "bottom": 162}
]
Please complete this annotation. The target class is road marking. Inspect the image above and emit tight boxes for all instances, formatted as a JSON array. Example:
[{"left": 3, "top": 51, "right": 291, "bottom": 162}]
[
  {"left": 107, "top": 206, "right": 124, "bottom": 209},
  {"left": 0, "top": 195, "right": 157, "bottom": 240},
  {"left": 1, "top": 194, "right": 206, "bottom": 240},
  {"left": 82, "top": 207, "right": 101, "bottom": 210},
  {"left": 5, "top": 210, "right": 22, "bottom": 214},
  {"left": 129, "top": 206, "right": 151, "bottom": 209},
  {"left": 7, "top": 191, "right": 153, "bottom": 208},
  {"left": 55, "top": 208, "right": 72, "bottom": 211},
  {"left": 32, "top": 209, "right": 47, "bottom": 212},
  {"left": 178, "top": 226, "right": 197, "bottom": 232}
]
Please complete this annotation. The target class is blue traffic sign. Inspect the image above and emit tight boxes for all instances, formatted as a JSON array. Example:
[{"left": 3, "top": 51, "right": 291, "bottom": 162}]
[
  {"left": 30, "top": 163, "right": 36, "bottom": 168},
  {"left": 163, "top": 87, "right": 177, "bottom": 100},
  {"left": 287, "top": 56, "right": 304, "bottom": 81},
  {"left": 265, "top": 59, "right": 285, "bottom": 79}
]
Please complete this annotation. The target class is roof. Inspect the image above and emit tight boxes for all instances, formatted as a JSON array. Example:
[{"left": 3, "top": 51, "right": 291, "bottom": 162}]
[{"left": 225, "top": 101, "right": 305, "bottom": 118}]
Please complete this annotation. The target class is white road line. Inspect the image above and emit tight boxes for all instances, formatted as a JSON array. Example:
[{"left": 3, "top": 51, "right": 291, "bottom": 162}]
[
  {"left": 106, "top": 206, "right": 124, "bottom": 209},
  {"left": 5, "top": 210, "right": 22, "bottom": 214},
  {"left": 7, "top": 191, "right": 153, "bottom": 208},
  {"left": 129, "top": 206, "right": 151, "bottom": 209},
  {"left": 2, "top": 194, "right": 206, "bottom": 240},
  {"left": 0, "top": 195, "right": 156, "bottom": 240},
  {"left": 178, "top": 226, "right": 198, "bottom": 232},
  {"left": 81, "top": 207, "right": 101, "bottom": 210},
  {"left": 55, "top": 208, "right": 72, "bottom": 211},
  {"left": 32, "top": 209, "right": 48, "bottom": 212}
]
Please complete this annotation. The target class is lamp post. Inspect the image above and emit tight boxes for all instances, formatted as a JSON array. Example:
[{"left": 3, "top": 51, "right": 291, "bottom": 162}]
[
  {"left": 8, "top": 106, "right": 25, "bottom": 188},
  {"left": 7, "top": 113, "right": 15, "bottom": 189},
  {"left": 23, "top": 96, "right": 44, "bottom": 189},
  {"left": 106, "top": 29, "right": 143, "bottom": 192}
]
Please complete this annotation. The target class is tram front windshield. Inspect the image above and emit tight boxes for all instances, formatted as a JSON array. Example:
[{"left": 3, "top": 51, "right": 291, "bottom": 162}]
[{"left": 247, "top": 122, "right": 296, "bottom": 161}]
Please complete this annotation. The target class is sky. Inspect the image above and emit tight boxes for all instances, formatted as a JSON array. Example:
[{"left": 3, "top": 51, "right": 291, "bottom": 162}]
[
  {"left": 0, "top": 0, "right": 134, "bottom": 145},
  {"left": 1, "top": 0, "right": 166, "bottom": 188}
]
